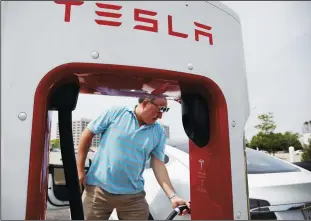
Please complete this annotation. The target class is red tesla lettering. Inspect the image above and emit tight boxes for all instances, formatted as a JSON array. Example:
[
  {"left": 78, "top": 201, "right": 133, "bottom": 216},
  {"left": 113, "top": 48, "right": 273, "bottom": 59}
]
[
  {"left": 168, "top": 15, "right": 188, "bottom": 39},
  {"left": 194, "top": 22, "right": 213, "bottom": 45},
  {"left": 54, "top": 1, "right": 84, "bottom": 22},
  {"left": 95, "top": 3, "right": 122, "bottom": 27},
  {"left": 53, "top": 2, "right": 214, "bottom": 46},
  {"left": 134, "top": 9, "right": 158, "bottom": 33}
]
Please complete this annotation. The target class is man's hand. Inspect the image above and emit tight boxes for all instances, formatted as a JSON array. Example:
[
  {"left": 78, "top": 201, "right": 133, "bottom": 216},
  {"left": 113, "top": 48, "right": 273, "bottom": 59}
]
[
  {"left": 78, "top": 169, "right": 86, "bottom": 192},
  {"left": 170, "top": 196, "right": 191, "bottom": 216},
  {"left": 76, "top": 128, "right": 94, "bottom": 193}
]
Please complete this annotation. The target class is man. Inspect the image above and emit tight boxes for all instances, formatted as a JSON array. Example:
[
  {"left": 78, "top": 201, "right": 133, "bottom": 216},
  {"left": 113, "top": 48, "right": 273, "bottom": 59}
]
[{"left": 77, "top": 95, "right": 190, "bottom": 220}]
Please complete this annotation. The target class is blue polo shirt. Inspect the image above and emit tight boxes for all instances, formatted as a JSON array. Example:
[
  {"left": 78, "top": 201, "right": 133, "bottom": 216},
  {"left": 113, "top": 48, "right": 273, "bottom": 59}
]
[{"left": 85, "top": 106, "right": 166, "bottom": 194}]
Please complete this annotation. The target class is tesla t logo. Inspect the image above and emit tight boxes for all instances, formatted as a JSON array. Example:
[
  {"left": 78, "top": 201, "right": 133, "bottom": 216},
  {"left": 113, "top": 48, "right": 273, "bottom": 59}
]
[
  {"left": 198, "top": 159, "right": 204, "bottom": 170},
  {"left": 54, "top": 1, "right": 214, "bottom": 45}
]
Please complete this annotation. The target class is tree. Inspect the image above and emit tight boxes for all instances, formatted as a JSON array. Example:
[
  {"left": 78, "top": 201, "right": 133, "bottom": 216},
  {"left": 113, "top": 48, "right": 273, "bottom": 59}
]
[
  {"left": 249, "top": 112, "right": 279, "bottom": 153},
  {"left": 249, "top": 112, "right": 303, "bottom": 154},
  {"left": 50, "top": 138, "right": 60, "bottom": 148},
  {"left": 301, "top": 138, "right": 311, "bottom": 161},
  {"left": 281, "top": 131, "right": 303, "bottom": 151},
  {"left": 249, "top": 132, "right": 283, "bottom": 154},
  {"left": 255, "top": 112, "right": 276, "bottom": 134},
  {"left": 249, "top": 131, "right": 303, "bottom": 153}
]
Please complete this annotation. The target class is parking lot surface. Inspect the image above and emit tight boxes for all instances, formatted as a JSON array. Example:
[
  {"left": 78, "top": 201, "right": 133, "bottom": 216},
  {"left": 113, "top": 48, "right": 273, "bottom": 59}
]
[{"left": 46, "top": 209, "right": 70, "bottom": 220}]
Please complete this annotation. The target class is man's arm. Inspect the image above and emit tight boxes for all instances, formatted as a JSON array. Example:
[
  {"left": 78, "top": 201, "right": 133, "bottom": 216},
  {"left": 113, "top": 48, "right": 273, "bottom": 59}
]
[
  {"left": 151, "top": 155, "right": 176, "bottom": 197},
  {"left": 76, "top": 128, "right": 95, "bottom": 174},
  {"left": 151, "top": 152, "right": 190, "bottom": 213},
  {"left": 150, "top": 127, "right": 176, "bottom": 198},
  {"left": 151, "top": 126, "right": 190, "bottom": 212}
]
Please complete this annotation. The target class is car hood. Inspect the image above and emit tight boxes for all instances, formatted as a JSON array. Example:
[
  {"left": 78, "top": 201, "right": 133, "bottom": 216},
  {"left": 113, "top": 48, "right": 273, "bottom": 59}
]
[
  {"left": 165, "top": 145, "right": 190, "bottom": 168},
  {"left": 248, "top": 169, "right": 311, "bottom": 205}
]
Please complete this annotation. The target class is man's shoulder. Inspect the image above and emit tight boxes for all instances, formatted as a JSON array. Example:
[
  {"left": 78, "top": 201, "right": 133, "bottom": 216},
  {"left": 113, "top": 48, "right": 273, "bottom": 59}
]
[
  {"left": 102, "top": 105, "right": 130, "bottom": 116},
  {"left": 153, "top": 122, "right": 166, "bottom": 134}
]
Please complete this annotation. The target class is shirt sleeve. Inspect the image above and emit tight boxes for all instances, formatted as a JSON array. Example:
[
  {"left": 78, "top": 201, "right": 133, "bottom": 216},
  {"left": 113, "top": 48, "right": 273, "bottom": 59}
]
[
  {"left": 151, "top": 125, "right": 166, "bottom": 162},
  {"left": 87, "top": 106, "right": 121, "bottom": 135}
]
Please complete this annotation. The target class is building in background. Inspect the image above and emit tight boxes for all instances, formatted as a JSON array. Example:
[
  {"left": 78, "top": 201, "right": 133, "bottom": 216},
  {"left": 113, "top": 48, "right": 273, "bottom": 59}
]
[
  {"left": 56, "top": 118, "right": 100, "bottom": 148},
  {"left": 302, "top": 121, "right": 311, "bottom": 134}
]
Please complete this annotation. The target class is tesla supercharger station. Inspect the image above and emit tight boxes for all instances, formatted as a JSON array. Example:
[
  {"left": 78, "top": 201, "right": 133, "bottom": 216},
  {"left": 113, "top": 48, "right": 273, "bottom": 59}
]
[{"left": 2, "top": 1, "right": 250, "bottom": 220}]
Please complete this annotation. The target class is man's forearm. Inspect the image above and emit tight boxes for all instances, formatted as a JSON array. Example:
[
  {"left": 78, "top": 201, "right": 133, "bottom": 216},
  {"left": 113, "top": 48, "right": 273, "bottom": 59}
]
[
  {"left": 151, "top": 156, "right": 176, "bottom": 197},
  {"left": 77, "top": 129, "right": 94, "bottom": 173}
]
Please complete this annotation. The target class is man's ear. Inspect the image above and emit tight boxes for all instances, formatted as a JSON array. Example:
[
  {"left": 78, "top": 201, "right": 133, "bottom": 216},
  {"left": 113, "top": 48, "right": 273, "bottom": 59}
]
[{"left": 142, "top": 100, "right": 149, "bottom": 107}]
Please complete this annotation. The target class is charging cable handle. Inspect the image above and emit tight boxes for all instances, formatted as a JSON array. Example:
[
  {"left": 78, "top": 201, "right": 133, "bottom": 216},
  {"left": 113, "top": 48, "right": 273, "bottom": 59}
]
[{"left": 166, "top": 205, "right": 191, "bottom": 220}]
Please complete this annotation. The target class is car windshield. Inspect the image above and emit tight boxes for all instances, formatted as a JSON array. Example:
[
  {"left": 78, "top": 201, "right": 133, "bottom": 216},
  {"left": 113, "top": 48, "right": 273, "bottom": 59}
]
[{"left": 245, "top": 148, "right": 301, "bottom": 174}]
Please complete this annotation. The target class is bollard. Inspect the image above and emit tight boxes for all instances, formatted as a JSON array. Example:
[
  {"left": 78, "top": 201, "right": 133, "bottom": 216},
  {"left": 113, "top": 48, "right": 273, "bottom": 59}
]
[{"left": 289, "top": 146, "right": 295, "bottom": 162}]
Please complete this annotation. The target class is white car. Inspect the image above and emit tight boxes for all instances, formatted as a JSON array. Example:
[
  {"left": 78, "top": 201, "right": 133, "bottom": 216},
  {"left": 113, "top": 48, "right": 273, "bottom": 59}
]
[
  {"left": 47, "top": 144, "right": 311, "bottom": 220},
  {"left": 168, "top": 139, "right": 311, "bottom": 220},
  {"left": 246, "top": 148, "right": 311, "bottom": 220}
]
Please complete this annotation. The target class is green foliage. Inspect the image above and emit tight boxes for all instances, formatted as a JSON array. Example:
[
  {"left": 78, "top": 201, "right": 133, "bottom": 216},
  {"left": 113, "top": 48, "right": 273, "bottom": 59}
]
[
  {"left": 249, "top": 132, "right": 302, "bottom": 153},
  {"left": 281, "top": 131, "right": 303, "bottom": 150},
  {"left": 249, "top": 132, "right": 282, "bottom": 153},
  {"left": 255, "top": 112, "right": 276, "bottom": 134},
  {"left": 249, "top": 113, "right": 303, "bottom": 153},
  {"left": 301, "top": 138, "right": 311, "bottom": 161},
  {"left": 50, "top": 138, "right": 60, "bottom": 148}
]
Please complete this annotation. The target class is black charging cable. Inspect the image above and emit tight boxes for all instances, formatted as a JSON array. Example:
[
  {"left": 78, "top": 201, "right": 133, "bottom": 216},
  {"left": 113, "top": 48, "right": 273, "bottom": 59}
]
[{"left": 166, "top": 204, "right": 191, "bottom": 220}]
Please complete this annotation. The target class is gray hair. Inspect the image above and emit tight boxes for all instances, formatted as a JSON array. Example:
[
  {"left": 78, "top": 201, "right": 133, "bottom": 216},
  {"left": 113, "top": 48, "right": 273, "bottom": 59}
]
[{"left": 138, "top": 94, "right": 166, "bottom": 104}]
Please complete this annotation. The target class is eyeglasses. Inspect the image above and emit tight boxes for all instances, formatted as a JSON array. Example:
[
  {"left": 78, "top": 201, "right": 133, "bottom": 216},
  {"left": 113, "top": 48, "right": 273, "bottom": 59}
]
[{"left": 149, "top": 100, "right": 170, "bottom": 113}]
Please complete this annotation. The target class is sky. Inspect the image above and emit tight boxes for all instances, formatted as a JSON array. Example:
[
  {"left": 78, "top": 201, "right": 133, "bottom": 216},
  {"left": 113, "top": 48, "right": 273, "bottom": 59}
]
[
  {"left": 51, "top": 1, "right": 311, "bottom": 141},
  {"left": 221, "top": 1, "right": 311, "bottom": 139}
]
